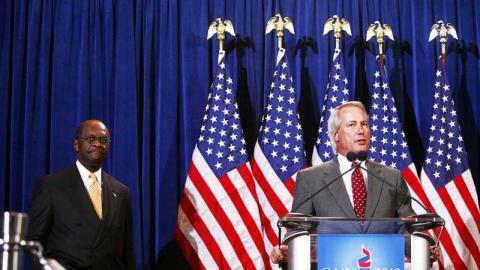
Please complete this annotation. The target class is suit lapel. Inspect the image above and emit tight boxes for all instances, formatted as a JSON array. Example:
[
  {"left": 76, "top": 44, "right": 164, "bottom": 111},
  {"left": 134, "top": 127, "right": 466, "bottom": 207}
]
[
  {"left": 365, "top": 160, "right": 383, "bottom": 218},
  {"left": 326, "top": 159, "right": 357, "bottom": 218}
]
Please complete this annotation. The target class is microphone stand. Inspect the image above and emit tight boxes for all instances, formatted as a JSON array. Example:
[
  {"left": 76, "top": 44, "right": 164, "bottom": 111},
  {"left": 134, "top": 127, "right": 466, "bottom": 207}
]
[{"left": 357, "top": 163, "right": 445, "bottom": 246}]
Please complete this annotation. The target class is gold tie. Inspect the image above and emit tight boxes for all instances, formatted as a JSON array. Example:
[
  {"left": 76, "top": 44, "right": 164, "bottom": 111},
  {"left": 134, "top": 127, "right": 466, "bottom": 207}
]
[{"left": 88, "top": 172, "right": 103, "bottom": 219}]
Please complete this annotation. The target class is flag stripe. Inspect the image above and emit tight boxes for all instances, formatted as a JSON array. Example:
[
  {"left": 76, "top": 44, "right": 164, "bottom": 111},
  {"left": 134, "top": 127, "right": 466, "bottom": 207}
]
[
  {"left": 284, "top": 178, "right": 295, "bottom": 196},
  {"left": 251, "top": 158, "right": 290, "bottom": 217},
  {"left": 227, "top": 166, "right": 272, "bottom": 269},
  {"left": 251, "top": 158, "right": 287, "bottom": 246},
  {"left": 421, "top": 171, "right": 469, "bottom": 269},
  {"left": 454, "top": 175, "right": 480, "bottom": 231},
  {"left": 177, "top": 204, "right": 219, "bottom": 270},
  {"left": 437, "top": 228, "right": 467, "bottom": 270},
  {"left": 438, "top": 185, "right": 480, "bottom": 266},
  {"left": 402, "top": 165, "right": 433, "bottom": 211},
  {"left": 252, "top": 172, "right": 282, "bottom": 246},
  {"left": 175, "top": 227, "right": 207, "bottom": 270},
  {"left": 188, "top": 162, "right": 257, "bottom": 268},
  {"left": 236, "top": 164, "right": 279, "bottom": 247}
]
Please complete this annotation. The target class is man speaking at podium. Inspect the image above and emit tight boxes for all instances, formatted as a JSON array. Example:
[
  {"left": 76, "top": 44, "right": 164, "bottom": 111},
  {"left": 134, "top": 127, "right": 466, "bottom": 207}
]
[
  {"left": 27, "top": 120, "right": 135, "bottom": 270},
  {"left": 271, "top": 101, "right": 415, "bottom": 264}
]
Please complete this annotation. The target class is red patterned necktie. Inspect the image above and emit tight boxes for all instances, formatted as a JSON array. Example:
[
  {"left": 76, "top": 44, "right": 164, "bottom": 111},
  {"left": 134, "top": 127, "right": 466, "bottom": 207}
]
[{"left": 351, "top": 162, "right": 367, "bottom": 218}]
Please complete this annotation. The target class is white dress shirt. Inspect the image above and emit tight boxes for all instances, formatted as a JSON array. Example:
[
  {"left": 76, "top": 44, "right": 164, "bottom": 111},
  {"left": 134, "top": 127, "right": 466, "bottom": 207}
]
[{"left": 76, "top": 160, "right": 102, "bottom": 191}]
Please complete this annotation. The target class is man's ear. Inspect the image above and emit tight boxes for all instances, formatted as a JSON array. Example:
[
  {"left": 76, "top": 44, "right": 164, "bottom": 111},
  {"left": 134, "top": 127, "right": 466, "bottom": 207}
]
[
  {"left": 334, "top": 132, "right": 339, "bottom": 143},
  {"left": 73, "top": 139, "right": 79, "bottom": 152}
]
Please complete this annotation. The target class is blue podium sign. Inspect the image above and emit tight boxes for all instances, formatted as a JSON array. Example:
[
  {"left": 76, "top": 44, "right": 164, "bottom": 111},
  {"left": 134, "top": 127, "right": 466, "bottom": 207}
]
[{"left": 317, "top": 234, "right": 404, "bottom": 270}]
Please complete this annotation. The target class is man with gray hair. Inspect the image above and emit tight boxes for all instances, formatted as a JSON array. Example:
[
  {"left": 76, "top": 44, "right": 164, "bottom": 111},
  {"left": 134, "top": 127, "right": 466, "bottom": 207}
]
[{"left": 271, "top": 101, "right": 415, "bottom": 264}]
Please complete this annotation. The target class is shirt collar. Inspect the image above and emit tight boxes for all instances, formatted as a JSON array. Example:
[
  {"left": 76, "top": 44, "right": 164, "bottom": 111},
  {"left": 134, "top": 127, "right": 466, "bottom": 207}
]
[{"left": 76, "top": 160, "right": 102, "bottom": 186}]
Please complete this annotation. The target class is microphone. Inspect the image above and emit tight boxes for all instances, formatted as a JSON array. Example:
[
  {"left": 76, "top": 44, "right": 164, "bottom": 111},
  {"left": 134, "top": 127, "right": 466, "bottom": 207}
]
[
  {"left": 291, "top": 152, "right": 361, "bottom": 212},
  {"left": 355, "top": 153, "right": 444, "bottom": 232}
]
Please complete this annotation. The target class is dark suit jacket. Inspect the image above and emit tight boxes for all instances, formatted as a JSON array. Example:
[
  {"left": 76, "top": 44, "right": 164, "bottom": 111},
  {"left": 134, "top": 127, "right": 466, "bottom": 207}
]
[
  {"left": 292, "top": 157, "right": 415, "bottom": 220},
  {"left": 28, "top": 165, "right": 135, "bottom": 270}
]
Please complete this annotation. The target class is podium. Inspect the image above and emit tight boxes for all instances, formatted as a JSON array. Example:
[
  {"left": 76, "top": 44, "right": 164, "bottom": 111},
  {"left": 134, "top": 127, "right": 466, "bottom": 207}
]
[{"left": 279, "top": 214, "right": 444, "bottom": 270}]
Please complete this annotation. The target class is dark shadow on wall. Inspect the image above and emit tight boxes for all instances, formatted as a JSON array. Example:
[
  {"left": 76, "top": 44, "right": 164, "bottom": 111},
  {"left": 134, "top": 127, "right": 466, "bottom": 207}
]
[
  {"left": 350, "top": 36, "right": 370, "bottom": 109},
  {"left": 390, "top": 39, "right": 426, "bottom": 174},
  {"left": 296, "top": 36, "right": 319, "bottom": 164},
  {"left": 228, "top": 36, "right": 258, "bottom": 159}
]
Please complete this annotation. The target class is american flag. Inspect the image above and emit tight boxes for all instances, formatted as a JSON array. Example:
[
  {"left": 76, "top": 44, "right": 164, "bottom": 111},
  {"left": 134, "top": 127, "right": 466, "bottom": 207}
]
[
  {"left": 251, "top": 50, "right": 306, "bottom": 265},
  {"left": 420, "top": 62, "right": 480, "bottom": 269},
  {"left": 176, "top": 55, "right": 270, "bottom": 269},
  {"left": 312, "top": 52, "right": 351, "bottom": 165},
  {"left": 367, "top": 61, "right": 429, "bottom": 215}
]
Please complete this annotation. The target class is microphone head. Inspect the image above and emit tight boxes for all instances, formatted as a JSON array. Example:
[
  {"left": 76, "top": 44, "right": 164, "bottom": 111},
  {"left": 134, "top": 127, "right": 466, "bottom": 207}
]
[
  {"left": 357, "top": 151, "right": 367, "bottom": 161},
  {"left": 346, "top": 151, "right": 367, "bottom": 162},
  {"left": 346, "top": 152, "right": 357, "bottom": 162}
]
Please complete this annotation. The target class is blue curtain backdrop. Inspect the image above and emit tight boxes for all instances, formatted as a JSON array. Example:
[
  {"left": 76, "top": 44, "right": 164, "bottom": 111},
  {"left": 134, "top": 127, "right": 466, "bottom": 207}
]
[{"left": 1, "top": 0, "right": 479, "bottom": 269}]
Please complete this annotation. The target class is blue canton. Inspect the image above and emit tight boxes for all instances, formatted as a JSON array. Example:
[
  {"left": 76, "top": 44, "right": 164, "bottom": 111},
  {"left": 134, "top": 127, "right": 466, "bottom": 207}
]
[
  {"left": 368, "top": 64, "right": 412, "bottom": 169},
  {"left": 197, "top": 59, "right": 248, "bottom": 177},
  {"left": 258, "top": 55, "right": 306, "bottom": 181},
  {"left": 423, "top": 63, "right": 468, "bottom": 189},
  {"left": 316, "top": 54, "right": 351, "bottom": 161}
]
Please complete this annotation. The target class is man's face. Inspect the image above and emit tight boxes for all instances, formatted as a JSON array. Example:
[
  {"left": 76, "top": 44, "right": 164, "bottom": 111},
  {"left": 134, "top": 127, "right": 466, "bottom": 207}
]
[
  {"left": 73, "top": 121, "right": 110, "bottom": 169},
  {"left": 334, "top": 106, "right": 370, "bottom": 156}
]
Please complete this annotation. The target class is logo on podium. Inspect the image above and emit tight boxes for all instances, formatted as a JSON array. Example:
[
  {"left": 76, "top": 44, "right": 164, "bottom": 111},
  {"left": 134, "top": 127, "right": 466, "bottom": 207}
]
[{"left": 358, "top": 245, "right": 372, "bottom": 270}]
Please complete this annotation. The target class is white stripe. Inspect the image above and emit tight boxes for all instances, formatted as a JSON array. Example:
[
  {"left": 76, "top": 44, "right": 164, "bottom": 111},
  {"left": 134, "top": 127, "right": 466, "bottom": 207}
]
[
  {"left": 253, "top": 143, "right": 293, "bottom": 238},
  {"left": 404, "top": 163, "right": 427, "bottom": 214},
  {"left": 445, "top": 175, "right": 480, "bottom": 249},
  {"left": 226, "top": 168, "right": 267, "bottom": 269},
  {"left": 177, "top": 206, "right": 219, "bottom": 270},
  {"left": 254, "top": 143, "right": 293, "bottom": 206},
  {"left": 253, "top": 173, "right": 281, "bottom": 245},
  {"left": 420, "top": 169, "right": 478, "bottom": 269},
  {"left": 462, "top": 170, "right": 480, "bottom": 208},
  {"left": 192, "top": 147, "right": 265, "bottom": 269},
  {"left": 182, "top": 175, "right": 236, "bottom": 269}
]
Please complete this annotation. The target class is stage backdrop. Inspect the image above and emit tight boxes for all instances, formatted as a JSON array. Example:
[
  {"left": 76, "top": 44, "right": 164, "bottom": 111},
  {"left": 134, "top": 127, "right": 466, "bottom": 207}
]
[{"left": 1, "top": 0, "right": 479, "bottom": 269}]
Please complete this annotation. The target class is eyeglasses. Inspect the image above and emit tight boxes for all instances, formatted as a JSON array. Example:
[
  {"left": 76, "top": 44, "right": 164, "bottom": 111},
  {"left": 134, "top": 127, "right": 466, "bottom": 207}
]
[{"left": 78, "top": 136, "right": 110, "bottom": 145}]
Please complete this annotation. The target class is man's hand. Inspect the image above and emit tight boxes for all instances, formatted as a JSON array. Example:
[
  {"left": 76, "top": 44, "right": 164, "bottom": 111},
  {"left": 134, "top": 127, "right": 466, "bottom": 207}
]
[{"left": 270, "top": 244, "right": 288, "bottom": 264}]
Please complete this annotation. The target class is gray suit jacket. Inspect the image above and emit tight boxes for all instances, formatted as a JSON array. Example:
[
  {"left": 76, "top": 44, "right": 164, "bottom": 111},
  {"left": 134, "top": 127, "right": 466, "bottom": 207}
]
[{"left": 292, "top": 157, "right": 415, "bottom": 219}]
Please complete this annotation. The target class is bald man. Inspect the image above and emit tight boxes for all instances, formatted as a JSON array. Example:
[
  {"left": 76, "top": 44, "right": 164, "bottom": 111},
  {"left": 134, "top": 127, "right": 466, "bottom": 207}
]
[{"left": 28, "top": 120, "right": 135, "bottom": 270}]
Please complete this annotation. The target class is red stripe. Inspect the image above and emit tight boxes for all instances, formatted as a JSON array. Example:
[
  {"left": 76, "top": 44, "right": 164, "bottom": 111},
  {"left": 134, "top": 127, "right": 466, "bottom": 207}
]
[
  {"left": 237, "top": 165, "right": 278, "bottom": 252},
  {"left": 177, "top": 194, "right": 227, "bottom": 269},
  {"left": 189, "top": 162, "right": 256, "bottom": 268},
  {"left": 438, "top": 185, "right": 480, "bottom": 267},
  {"left": 404, "top": 167, "right": 466, "bottom": 268},
  {"left": 175, "top": 225, "right": 207, "bottom": 270},
  {"left": 453, "top": 175, "right": 480, "bottom": 231},
  {"left": 433, "top": 225, "right": 467, "bottom": 270},
  {"left": 251, "top": 158, "right": 290, "bottom": 217},
  {"left": 284, "top": 177, "right": 295, "bottom": 196},
  {"left": 221, "top": 165, "right": 271, "bottom": 270},
  {"left": 402, "top": 167, "right": 434, "bottom": 211}
]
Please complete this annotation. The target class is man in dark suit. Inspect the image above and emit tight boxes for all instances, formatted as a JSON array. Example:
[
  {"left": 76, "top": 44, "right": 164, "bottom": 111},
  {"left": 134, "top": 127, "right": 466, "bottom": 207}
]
[
  {"left": 271, "top": 101, "right": 415, "bottom": 264},
  {"left": 28, "top": 120, "right": 135, "bottom": 270}
]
